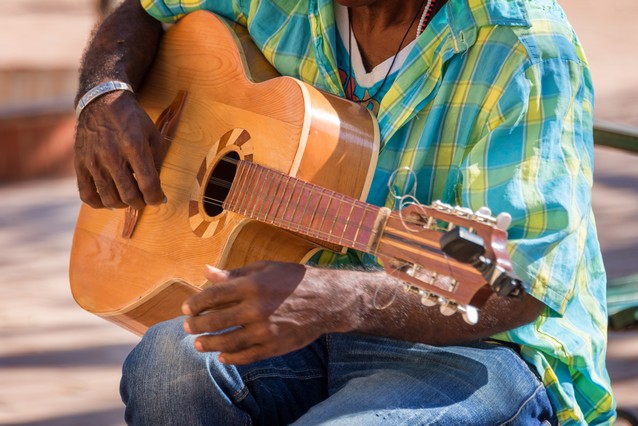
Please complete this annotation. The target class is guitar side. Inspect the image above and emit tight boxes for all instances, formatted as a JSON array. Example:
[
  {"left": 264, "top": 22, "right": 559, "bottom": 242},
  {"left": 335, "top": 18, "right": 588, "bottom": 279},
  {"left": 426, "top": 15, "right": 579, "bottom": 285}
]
[{"left": 69, "top": 11, "right": 379, "bottom": 335}]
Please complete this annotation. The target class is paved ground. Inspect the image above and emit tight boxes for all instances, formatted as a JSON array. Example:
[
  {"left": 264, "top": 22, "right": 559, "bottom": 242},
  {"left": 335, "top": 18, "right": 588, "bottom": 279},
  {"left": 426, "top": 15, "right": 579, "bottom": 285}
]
[{"left": 0, "top": 0, "right": 637, "bottom": 425}]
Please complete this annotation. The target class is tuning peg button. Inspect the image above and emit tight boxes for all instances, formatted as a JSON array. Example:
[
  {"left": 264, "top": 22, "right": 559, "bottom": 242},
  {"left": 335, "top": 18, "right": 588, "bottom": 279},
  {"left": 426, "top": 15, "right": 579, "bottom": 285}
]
[
  {"left": 439, "top": 300, "right": 457, "bottom": 316},
  {"left": 420, "top": 291, "right": 438, "bottom": 307},
  {"left": 495, "top": 212, "right": 512, "bottom": 231},
  {"left": 477, "top": 206, "right": 492, "bottom": 217},
  {"left": 460, "top": 305, "right": 479, "bottom": 325}
]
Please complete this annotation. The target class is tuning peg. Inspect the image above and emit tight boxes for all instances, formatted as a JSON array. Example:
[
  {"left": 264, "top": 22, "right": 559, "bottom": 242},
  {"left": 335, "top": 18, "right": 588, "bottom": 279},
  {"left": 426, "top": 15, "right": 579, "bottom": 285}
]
[
  {"left": 495, "top": 212, "right": 512, "bottom": 231},
  {"left": 403, "top": 284, "right": 420, "bottom": 295},
  {"left": 491, "top": 269, "right": 524, "bottom": 298},
  {"left": 439, "top": 299, "right": 457, "bottom": 316},
  {"left": 440, "top": 226, "right": 486, "bottom": 264},
  {"left": 433, "top": 201, "right": 453, "bottom": 213},
  {"left": 459, "top": 305, "right": 479, "bottom": 325},
  {"left": 453, "top": 206, "right": 474, "bottom": 218},
  {"left": 477, "top": 206, "right": 492, "bottom": 216},
  {"left": 420, "top": 291, "right": 439, "bottom": 307}
]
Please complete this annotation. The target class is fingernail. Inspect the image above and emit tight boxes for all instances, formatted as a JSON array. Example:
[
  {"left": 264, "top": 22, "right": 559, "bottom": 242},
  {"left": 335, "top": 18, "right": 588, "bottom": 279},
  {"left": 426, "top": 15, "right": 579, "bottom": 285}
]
[
  {"left": 218, "top": 354, "right": 227, "bottom": 364},
  {"left": 181, "top": 302, "right": 192, "bottom": 316},
  {"left": 206, "top": 265, "right": 222, "bottom": 273},
  {"left": 183, "top": 320, "right": 191, "bottom": 333}
]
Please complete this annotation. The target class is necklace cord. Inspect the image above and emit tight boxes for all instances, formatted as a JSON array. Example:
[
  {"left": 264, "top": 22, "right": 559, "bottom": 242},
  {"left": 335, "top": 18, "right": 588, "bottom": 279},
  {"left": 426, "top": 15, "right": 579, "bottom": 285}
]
[{"left": 347, "top": 1, "right": 427, "bottom": 103}]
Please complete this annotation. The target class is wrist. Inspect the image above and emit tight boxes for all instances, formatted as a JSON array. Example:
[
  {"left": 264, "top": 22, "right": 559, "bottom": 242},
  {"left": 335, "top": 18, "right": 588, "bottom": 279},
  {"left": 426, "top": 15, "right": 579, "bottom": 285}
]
[
  {"left": 75, "top": 80, "right": 134, "bottom": 118},
  {"left": 306, "top": 267, "right": 371, "bottom": 334}
]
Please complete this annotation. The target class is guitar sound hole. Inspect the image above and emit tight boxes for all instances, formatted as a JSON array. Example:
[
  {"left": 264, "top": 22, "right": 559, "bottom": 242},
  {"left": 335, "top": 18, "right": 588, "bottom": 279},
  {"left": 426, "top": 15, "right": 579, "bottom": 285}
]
[{"left": 203, "top": 151, "right": 240, "bottom": 217}]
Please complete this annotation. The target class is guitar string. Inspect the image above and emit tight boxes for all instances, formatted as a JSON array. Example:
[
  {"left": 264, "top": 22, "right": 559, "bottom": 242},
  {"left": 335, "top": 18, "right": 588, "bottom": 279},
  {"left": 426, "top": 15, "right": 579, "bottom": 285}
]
[
  {"left": 156, "top": 160, "right": 457, "bottom": 236},
  {"left": 151, "top": 160, "right": 484, "bottom": 284},
  {"left": 162, "top": 192, "right": 472, "bottom": 294},
  {"left": 152, "top": 144, "right": 476, "bottom": 238},
  {"left": 148, "top": 164, "right": 478, "bottom": 290},
  {"left": 155, "top": 129, "right": 488, "bottom": 227}
]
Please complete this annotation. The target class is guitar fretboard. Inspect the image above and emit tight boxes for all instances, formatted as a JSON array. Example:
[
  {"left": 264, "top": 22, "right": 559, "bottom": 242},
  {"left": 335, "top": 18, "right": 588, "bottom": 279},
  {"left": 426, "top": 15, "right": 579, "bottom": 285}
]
[{"left": 223, "top": 160, "right": 382, "bottom": 251}]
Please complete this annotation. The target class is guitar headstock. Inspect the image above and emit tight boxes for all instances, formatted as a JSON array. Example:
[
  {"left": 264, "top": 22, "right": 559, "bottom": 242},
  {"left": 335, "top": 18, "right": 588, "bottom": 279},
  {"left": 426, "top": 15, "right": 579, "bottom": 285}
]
[{"left": 375, "top": 201, "right": 524, "bottom": 324}]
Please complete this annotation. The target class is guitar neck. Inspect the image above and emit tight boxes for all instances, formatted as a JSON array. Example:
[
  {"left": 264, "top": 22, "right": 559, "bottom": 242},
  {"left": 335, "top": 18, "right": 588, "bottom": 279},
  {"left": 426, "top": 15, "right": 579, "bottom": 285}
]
[{"left": 223, "top": 160, "right": 385, "bottom": 252}]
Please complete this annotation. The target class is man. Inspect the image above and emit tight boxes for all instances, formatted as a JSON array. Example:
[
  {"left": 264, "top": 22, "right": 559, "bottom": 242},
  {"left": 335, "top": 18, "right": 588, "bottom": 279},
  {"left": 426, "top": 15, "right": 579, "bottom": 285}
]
[{"left": 73, "top": 0, "right": 615, "bottom": 424}]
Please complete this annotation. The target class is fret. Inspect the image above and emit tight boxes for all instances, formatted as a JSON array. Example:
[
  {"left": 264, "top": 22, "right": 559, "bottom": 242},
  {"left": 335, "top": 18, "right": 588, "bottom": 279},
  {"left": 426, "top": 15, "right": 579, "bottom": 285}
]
[
  {"left": 264, "top": 170, "right": 285, "bottom": 225},
  {"left": 280, "top": 176, "right": 297, "bottom": 229},
  {"left": 284, "top": 179, "right": 298, "bottom": 230},
  {"left": 248, "top": 162, "right": 262, "bottom": 217},
  {"left": 300, "top": 185, "right": 324, "bottom": 237},
  {"left": 239, "top": 162, "right": 255, "bottom": 215},
  {"left": 351, "top": 202, "right": 365, "bottom": 247},
  {"left": 307, "top": 187, "right": 325, "bottom": 239},
  {"left": 291, "top": 179, "right": 310, "bottom": 233},
  {"left": 253, "top": 168, "right": 272, "bottom": 222},
  {"left": 275, "top": 174, "right": 295, "bottom": 229},
  {"left": 237, "top": 162, "right": 254, "bottom": 216},
  {"left": 328, "top": 194, "right": 344, "bottom": 241},
  {"left": 317, "top": 188, "right": 332, "bottom": 241},
  {"left": 354, "top": 205, "right": 379, "bottom": 251},
  {"left": 297, "top": 184, "right": 313, "bottom": 233},
  {"left": 272, "top": 173, "right": 289, "bottom": 226},
  {"left": 225, "top": 161, "right": 248, "bottom": 212},
  {"left": 246, "top": 162, "right": 262, "bottom": 217},
  {"left": 251, "top": 167, "right": 266, "bottom": 221},
  {"left": 223, "top": 161, "right": 383, "bottom": 251},
  {"left": 258, "top": 169, "right": 277, "bottom": 222},
  {"left": 339, "top": 200, "right": 357, "bottom": 245},
  {"left": 248, "top": 165, "right": 265, "bottom": 220}
]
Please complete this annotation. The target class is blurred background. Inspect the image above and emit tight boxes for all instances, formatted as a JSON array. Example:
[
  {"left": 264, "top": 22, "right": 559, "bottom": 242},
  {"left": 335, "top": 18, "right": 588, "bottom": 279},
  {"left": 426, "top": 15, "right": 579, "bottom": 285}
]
[{"left": 0, "top": 0, "right": 636, "bottom": 425}]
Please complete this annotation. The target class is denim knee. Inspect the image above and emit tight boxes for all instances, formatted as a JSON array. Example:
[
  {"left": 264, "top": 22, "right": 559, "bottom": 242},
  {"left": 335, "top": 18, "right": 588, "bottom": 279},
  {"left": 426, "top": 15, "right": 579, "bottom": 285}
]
[
  {"left": 121, "top": 318, "right": 194, "bottom": 400},
  {"left": 120, "top": 317, "right": 250, "bottom": 425}
]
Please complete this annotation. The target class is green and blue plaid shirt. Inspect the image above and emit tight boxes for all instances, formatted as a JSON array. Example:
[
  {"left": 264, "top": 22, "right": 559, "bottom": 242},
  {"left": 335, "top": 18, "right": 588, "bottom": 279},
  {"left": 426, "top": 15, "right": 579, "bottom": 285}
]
[{"left": 142, "top": 0, "right": 615, "bottom": 423}]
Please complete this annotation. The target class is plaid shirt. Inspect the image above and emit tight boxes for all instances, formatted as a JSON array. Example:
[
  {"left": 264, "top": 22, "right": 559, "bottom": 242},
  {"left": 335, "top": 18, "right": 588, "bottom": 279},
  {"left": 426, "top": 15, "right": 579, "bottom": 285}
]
[{"left": 142, "top": 0, "right": 615, "bottom": 423}]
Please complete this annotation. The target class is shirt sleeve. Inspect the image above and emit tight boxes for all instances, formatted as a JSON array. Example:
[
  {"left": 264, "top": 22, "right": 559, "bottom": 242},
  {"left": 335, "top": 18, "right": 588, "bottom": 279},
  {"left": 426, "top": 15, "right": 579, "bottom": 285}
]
[
  {"left": 460, "top": 57, "right": 596, "bottom": 316},
  {"left": 140, "top": 0, "right": 250, "bottom": 25}
]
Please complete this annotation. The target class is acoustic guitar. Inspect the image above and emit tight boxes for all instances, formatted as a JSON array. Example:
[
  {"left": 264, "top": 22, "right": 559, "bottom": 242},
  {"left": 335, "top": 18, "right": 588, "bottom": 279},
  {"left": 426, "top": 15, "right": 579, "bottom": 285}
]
[{"left": 69, "top": 11, "right": 522, "bottom": 336}]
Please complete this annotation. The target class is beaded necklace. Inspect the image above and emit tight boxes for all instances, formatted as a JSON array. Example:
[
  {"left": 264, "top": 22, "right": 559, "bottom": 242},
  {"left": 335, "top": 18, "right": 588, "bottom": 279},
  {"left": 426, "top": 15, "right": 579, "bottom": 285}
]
[{"left": 417, "top": 0, "right": 438, "bottom": 37}]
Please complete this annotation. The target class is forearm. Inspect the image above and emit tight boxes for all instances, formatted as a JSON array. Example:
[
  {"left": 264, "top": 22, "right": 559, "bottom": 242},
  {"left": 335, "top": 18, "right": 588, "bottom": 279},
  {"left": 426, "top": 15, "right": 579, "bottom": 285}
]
[
  {"left": 326, "top": 268, "right": 544, "bottom": 345},
  {"left": 76, "top": 0, "right": 163, "bottom": 104}
]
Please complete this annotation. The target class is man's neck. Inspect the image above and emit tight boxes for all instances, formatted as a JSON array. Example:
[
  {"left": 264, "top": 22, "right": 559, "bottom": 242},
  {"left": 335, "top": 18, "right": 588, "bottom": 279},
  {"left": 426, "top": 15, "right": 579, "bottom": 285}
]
[{"left": 347, "top": 1, "right": 424, "bottom": 70}]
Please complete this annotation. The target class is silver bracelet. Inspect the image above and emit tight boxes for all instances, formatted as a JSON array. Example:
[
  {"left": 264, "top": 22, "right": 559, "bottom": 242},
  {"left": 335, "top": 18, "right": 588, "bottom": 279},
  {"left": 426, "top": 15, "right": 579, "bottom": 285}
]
[{"left": 75, "top": 80, "right": 134, "bottom": 118}]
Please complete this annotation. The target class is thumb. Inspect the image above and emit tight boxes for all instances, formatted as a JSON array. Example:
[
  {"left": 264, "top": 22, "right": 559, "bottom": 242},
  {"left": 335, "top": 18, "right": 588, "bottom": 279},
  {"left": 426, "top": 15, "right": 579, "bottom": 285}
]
[{"left": 202, "top": 265, "right": 230, "bottom": 283}]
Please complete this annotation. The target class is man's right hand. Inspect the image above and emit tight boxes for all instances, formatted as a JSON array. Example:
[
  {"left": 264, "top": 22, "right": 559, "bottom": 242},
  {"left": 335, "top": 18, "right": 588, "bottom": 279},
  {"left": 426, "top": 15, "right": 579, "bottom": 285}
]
[{"left": 74, "top": 90, "right": 165, "bottom": 209}]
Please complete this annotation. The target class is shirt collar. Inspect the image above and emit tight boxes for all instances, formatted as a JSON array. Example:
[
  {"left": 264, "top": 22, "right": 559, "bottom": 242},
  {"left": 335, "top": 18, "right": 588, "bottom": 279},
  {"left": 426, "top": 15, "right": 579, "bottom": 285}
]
[
  {"left": 307, "top": 0, "right": 343, "bottom": 95},
  {"left": 448, "top": 0, "right": 530, "bottom": 53},
  {"left": 375, "top": 0, "right": 531, "bottom": 142}
]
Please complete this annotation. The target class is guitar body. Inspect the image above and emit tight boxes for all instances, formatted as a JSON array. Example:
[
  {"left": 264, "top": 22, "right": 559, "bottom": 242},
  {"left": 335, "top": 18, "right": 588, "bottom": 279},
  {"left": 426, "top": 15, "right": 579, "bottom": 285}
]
[{"left": 69, "top": 11, "right": 379, "bottom": 335}]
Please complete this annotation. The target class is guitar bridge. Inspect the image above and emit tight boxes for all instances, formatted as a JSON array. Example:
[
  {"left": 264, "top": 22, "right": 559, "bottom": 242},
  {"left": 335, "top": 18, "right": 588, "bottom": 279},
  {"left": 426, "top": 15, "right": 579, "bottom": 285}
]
[{"left": 121, "top": 90, "right": 188, "bottom": 239}]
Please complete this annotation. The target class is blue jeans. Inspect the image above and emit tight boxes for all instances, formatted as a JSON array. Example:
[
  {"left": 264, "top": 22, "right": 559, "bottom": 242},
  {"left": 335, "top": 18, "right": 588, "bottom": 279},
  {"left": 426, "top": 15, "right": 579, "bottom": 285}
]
[{"left": 121, "top": 317, "right": 556, "bottom": 425}]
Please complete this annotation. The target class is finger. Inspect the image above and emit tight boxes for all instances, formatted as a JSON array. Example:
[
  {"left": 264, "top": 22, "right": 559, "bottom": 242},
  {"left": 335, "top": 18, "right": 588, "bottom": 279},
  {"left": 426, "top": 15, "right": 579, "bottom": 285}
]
[
  {"left": 92, "top": 167, "right": 127, "bottom": 208},
  {"left": 111, "top": 163, "right": 146, "bottom": 209},
  {"left": 217, "top": 343, "right": 274, "bottom": 366},
  {"left": 128, "top": 125, "right": 164, "bottom": 205},
  {"left": 226, "top": 260, "right": 271, "bottom": 279},
  {"left": 184, "top": 301, "right": 261, "bottom": 335},
  {"left": 75, "top": 162, "right": 105, "bottom": 209},
  {"left": 192, "top": 323, "right": 267, "bottom": 356},
  {"left": 182, "top": 266, "right": 230, "bottom": 316},
  {"left": 202, "top": 265, "right": 230, "bottom": 283},
  {"left": 183, "top": 279, "right": 242, "bottom": 316}
]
